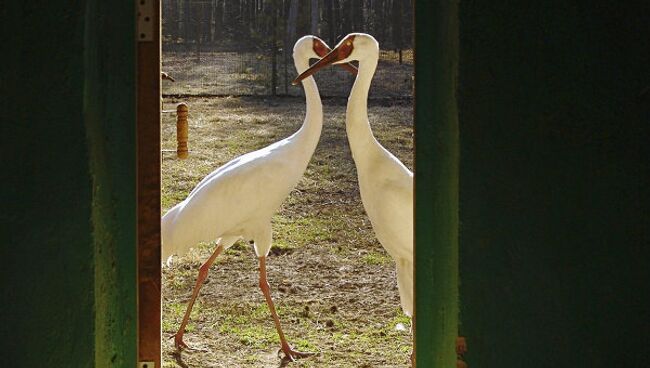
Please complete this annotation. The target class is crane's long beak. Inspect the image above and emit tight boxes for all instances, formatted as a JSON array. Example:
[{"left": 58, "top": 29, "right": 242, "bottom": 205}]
[
  {"left": 292, "top": 47, "right": 350, "bottom": 85},
  {"left": 315, "top": 45, "right": 357, "bottom": 76}
]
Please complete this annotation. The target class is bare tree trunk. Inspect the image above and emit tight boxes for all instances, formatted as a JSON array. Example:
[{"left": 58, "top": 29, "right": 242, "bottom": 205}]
[
  {"left": 167, "top": 0, "right": 179, "bottom": 41},
  {"left": 333, "top": 0, "right": 341, "bottom": 40},
  {"left": 221, "top": 0, "right": 227, "bottom": 32},
  {"left": 362, "top": 0, "right": 369, "bottom": 32},
  {"left": 286, "top": 0, "right": 298, "bottom": 45},
  {"left": 310, "top": 0, "right": 318, "bottom": 35},
  {"left": 212, "top": 0, "right": 222, "bottom": 42},
  {"left": 370, "top": 0, "right": 377, "bottom": 36},
  {"left": 352, "top": 0, "right": 362, "bottom": 31},
  {"left": 237, "top": 0, "right": 243, "bottom": 26},
  {"left": 342, "top": 0, "right": 352, "bottom": 35},
  {"left": 392, "top": 0, "right": 402, "bottom": 51},
  {"left": 403, "top": 0, "right": 413, "bottom": 48},
  {"left": 299, "top": 2, "right": 311, "bottom": 37},
  {"left": 183, "top": 0, "right": 191, "bottom": 43},
  {"left": 206, "top": 0, "right": 214, "bottom": 43},
  {"left": 251, "top": 0, "right": 257, "bottom": 33},
  {"left": 222, "top": 0, "right": 230, "bottom": 36},
  {"left": 378, "top": 0, "right": 386, "bottom": 43},
  {"left": 326, "top": 0, "right": 335, "bottom": 45},
  {"left": 195, "top": 3, "right": 202, "bottom": 59},
  {"left": 284, "top": 0, "right": 298, "bottom": 94},
  {"left": 271, "top": 5, "right": 278, "bottom": 96}
]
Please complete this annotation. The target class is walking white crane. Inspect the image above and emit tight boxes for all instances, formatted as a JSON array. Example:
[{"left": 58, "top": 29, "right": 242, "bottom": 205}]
[
  {"left": 293, "top": 33, "right": 414, "bottom": 318},
  {"left": 162, "top": 35, "right": 356, "bottom": 361}
]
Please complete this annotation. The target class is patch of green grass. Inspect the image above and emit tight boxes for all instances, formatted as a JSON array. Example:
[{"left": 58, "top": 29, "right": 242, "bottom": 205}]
[
  {"left": 161, "top": 189, "right": 189, "bottom": 211},
  {"left": 271, "top": 215, "right": 330, "bottom": 249},
  {"left": 249, "top": 303, "right": 271, "bottom": 320},
  {"left": 271, "top": 212, "right": 373, "bottom": 252},
  {"left": 391, "top": 310, "right": 411, "bottom": 327},
  {"left": 214, "top": 304, "right": 306, "bottom": 350},
  {"left": 163, "top": 301, "right": 202, "bottom": 333},
  {"left": 332, "top": 328, "right": 377, "bottom": 345},
  {"left": 220, "top": 324, "right": 279, "bottom": 348},
  {"left": 293, "top": 337, "right": 318, "bottom": 352},
  {"left": 162, "top": 361, "right": 177, "bottom": 368},
  {"left": 361, "top": 251, "right": 392, "bottom": 265},
  {"left": 377, "top": 310, "right": 412, "bottom": 339},
  {"left": 223, "top": 241, "right": 249, "bottom": 256},
  {"left": 213, "top": 302, "right": 302, "bottom": 329}
]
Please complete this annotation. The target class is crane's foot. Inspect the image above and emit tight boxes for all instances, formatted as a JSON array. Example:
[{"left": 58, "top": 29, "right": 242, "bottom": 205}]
[
  {"left": 277, "top": 344, "right": 315, "bottom": 362},
  {"left": 171, "top": 331, "right": 208, "bottom": 352},
  {"left": 456, "top": 336, "right": 467, "bottom": 355},
  {"left": 456, "top": 336, "right": 468, "bottom": 368},
  {"left": 172, "top": 332, "right": 190, "bottom": 351}
]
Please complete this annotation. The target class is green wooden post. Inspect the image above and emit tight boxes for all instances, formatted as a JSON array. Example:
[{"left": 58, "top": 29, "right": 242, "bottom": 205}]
[
  {"left": 1, "top": 1, "right": 137, "bottom": 366},
  {"left": 414, "top": 0, "right": 460, "bottom": 366},
  {"left": 85, "top": 0, "right": 137, "bottom": 365}
]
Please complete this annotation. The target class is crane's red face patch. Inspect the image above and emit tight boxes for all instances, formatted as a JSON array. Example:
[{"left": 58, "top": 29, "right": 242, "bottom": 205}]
[
  {"left": 336, "top": 35, "right": 355, "bottom": 61},
  {"left": 293, "top": 35, "right": 358, "bottom": 85},
  {"left": 312, "top": 38, "right": 330, "bottom": 58}
]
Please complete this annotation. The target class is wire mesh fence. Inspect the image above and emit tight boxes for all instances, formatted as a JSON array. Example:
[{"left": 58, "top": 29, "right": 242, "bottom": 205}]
[
  {"left": 162, "top": 0, "right": 413, "bottom": 98},
  {"left": 162, "top": 46, "right": 412, "bottom": 97}
]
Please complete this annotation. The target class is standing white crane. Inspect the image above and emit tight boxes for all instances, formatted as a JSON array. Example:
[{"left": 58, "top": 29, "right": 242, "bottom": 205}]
[
  {"left": 162, "top": 35, "right": 357, "bottom": 361},
  {"left": 293, "top": 33, "right": 414, "bottom": 318}
]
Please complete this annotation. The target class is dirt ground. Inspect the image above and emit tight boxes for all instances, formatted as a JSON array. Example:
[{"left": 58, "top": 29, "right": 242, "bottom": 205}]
[{"left": 161, "top": 95, "right": 413, "bottom": 367}]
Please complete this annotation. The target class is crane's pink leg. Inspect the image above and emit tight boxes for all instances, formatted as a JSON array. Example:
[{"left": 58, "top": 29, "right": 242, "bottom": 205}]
[
  {"left": 173, "top": 245, "right": 224, "bottom": 351},
  {"left": 258, "top": 256, "right": 314, "bottom": 362}
]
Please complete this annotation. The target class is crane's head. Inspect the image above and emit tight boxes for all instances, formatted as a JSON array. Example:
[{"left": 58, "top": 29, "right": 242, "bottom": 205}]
[
  {"left": 292, "top": 33, "right": 378, "bottom": 85},
  {"left": 292, "top": 35, "right": 357, "bottom": 78}
]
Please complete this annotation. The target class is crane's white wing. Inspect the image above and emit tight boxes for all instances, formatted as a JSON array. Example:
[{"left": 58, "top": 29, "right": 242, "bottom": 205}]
[{"left": 357, "top": 145, "right": 413, "bottom": 262}]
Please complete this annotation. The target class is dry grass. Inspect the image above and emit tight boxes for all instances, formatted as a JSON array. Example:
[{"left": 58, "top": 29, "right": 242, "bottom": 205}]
[{"left": 162, "top": 96, "right": 413, "bottom": 367}]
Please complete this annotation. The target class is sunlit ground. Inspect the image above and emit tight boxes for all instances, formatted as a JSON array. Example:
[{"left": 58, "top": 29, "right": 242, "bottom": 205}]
[{"left": 161, "top": 96, "right": 413, "bottom": 367}]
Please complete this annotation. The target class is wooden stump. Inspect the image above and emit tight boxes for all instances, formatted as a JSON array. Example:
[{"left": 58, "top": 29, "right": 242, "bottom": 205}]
[{"left": 176, "top": 103, "right": 189, "bottom": 159}]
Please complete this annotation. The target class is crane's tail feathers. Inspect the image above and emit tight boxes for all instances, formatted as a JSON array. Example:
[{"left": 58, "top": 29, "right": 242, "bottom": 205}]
[{"left": 161, "top": 204, "right": 188, "bottom": 260}]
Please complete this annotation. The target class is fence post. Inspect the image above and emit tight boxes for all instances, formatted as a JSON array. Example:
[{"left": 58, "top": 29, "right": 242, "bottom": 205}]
[
  {"left": 271, "top": 42, "right": 277, "bottom": 96},
  {"left": 176, "top": 103, "right": 189, "bottom": 159}
]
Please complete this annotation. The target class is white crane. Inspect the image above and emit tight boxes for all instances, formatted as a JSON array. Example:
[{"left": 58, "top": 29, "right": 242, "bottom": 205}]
[
  {"left": 293, "top": 33, "right": 414, "bottom": 318},
  {"left": 162, "top": 35, "right": 357, "bottom": 361}
]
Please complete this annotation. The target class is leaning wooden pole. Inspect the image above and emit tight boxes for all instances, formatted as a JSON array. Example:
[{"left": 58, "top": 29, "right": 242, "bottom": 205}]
[
  {"left": 414, "top": 0, "right": 460, "bottom": 367},
  {"left": 137, "top": 0, "right": 161, "bottom": 365},
  {"left": 176, "top": 103, "right": 189, "bottom": 159}
]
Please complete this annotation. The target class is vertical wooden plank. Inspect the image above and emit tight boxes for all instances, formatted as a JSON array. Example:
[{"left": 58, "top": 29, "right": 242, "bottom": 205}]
[
  {"left": 85, "top": 1, "right": 138, "bottom": 365},
  {"left": 457, "top": 2, "right": 650, "bottom": 367},
  {"left": 414, "top": 0, "right": 460, "bottom": 366},
  {"left": 137, "top": 0, "right": 162, "bottom": 366}
]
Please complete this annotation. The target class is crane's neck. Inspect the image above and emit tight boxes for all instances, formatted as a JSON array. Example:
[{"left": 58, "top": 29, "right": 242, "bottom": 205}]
[
  {"left": 346, "top": 56, "right": 379, "bottom": 157},
  {"left": 293, "top": 58, "right": 323, "bottom": 148}
]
